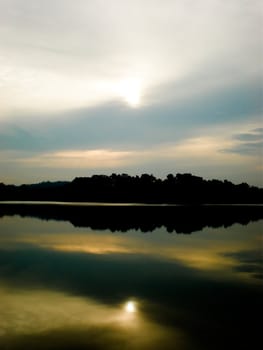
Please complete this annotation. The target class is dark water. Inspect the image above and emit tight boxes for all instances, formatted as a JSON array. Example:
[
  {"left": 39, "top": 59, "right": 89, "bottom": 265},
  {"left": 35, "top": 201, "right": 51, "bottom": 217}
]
[{"left": 0, "top": 204, "right": 262, "bottom": 349}]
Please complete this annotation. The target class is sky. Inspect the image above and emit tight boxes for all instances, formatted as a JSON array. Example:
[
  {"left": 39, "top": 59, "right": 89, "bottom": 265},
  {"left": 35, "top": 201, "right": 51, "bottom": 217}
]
[{"left": 0, "top": 0, "right": 262, "bottom": 185}]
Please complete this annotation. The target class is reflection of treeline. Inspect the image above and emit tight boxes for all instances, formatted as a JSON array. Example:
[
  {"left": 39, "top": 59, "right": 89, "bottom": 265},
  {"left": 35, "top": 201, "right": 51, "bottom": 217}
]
[
  {"left": 0, "top": 173, "right": 262, "bottom": 203},
  {"left": 0, "top": 203, "right": 262, "bottom": 234}
]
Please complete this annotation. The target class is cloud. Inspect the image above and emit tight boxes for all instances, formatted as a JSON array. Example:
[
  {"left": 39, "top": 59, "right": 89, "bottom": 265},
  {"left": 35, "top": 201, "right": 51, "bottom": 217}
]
[
  {"left": 0, "top": 125, "right": 42, "bottom": 151},
  {"left": 0, "top": 79, "right": 261, "bottom": 152},
  {"left": 0, "top": 118, "right": 261, "bottom": 185},
  {"left": 18, "top": 149, "right": 133, "bottom": 169},
  {"left": 0, "top": 0, "right": 262, "bottom": 185},
  {"left": 223, "top": 141, "right": 263, "bottom": 157},
  {"left": 222, "top": 128, "right": 263, "bottom": 157},
  {"left": 0, "top": 0, "right": 262, "bottom": 116},
  {"left": 233, "top": 128, "right": 263, "bottom": 141},
  {"left": 5, "top": 140, "right": 234, "bottom": 171}
]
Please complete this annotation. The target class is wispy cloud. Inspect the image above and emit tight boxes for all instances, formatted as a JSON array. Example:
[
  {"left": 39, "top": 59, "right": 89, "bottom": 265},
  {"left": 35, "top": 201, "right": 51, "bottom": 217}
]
[
  {"left": 222, "top": 128, "right": 263, "bottom": 157},
  {"left": 233, "top": 128, "right": 263, "bottom": 142},
  {"left": 0, "top": 0, "right": 261, "bottom": 116},
  {"left": 18, "top": 149, "right": 133, "bottom": 169},
  {"left": 0, "top": 0, "right": 262, "bottom": 184}
]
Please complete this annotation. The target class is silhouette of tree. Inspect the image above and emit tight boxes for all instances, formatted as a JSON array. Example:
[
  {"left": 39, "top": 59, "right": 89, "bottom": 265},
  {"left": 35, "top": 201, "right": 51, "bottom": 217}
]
[{"left": 0, "top": 173, "right": 262, "bottom": 203}]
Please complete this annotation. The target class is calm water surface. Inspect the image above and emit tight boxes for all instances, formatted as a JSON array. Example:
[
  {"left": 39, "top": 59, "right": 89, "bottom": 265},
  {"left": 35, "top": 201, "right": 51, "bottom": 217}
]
[{"left": 0, "top": 207, "right": 262, "bottom": 349}]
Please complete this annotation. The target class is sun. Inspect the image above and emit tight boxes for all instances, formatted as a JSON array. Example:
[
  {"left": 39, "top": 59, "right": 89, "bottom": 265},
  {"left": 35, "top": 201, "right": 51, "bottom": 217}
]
[{"left": 117, "top": 78, "right": 142, "bottom": 107}]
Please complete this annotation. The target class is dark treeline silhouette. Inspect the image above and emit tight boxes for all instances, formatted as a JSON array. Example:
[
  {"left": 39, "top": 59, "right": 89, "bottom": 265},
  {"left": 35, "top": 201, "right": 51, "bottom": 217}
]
[
  {"left": 0, "top": 173, "right": 262, "bottom": 203},
  {"left": 0, "top": 203, "right": 262, "bottom": 234}
]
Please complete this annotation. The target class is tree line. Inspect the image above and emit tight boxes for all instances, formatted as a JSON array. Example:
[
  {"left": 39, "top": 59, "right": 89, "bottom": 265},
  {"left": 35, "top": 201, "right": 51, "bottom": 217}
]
[{"left": 0, "top": 173, "right": 262, "bottom": 203}]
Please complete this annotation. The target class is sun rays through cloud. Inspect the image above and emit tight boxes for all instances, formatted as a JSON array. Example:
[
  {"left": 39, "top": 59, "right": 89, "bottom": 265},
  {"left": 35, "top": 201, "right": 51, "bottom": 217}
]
[{"left": 0, "top": 0, "right": 262, "bottom": 184}]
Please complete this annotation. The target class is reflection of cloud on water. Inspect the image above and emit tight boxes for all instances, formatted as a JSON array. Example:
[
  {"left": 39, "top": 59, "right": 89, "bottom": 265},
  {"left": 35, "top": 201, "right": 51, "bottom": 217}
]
[
  {"left": 223, "top": 250, "right": 263, "bottom": 281},
  {"left": 0, "top": 217, "right": 262, "bottom": 349},
  {"left": 0, "top": 216, "right": 261, "bottom": 283},
  {"left": 0, "top": 287, "right": 185, "bottom": 350},
  {"left": 0, "top": 288, "right": 119, "bottom": 334}
]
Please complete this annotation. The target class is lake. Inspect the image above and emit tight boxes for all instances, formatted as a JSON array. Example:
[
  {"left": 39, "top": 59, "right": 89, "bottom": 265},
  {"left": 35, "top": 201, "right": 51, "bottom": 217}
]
[{"left": 0, "top": 203, "right": 262, "bottom": 350}]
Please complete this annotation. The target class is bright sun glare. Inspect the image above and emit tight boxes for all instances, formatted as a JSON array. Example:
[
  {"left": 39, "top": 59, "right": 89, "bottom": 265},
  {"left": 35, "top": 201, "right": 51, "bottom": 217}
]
[
  {"left": 125, "top": 301, "right": 136, "bottom": 313},
  {"left": 117, "top": 78, "right": 142, "bottom": 107}
]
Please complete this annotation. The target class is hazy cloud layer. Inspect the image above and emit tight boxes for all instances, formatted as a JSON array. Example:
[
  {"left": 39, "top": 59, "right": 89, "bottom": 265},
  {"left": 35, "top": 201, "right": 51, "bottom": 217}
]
[
  {"left": 0, "top": 0, "right": 262, "bottom": 184},
  {"left": 222, "top": 128, "right": 263, "bottom": 157},
  {"left": 0, "top": 0, "right": 261, "bottom": 116}
]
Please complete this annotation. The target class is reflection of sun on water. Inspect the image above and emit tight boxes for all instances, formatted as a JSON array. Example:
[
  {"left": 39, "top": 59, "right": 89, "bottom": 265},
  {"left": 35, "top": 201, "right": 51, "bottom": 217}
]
[
  {"left": 125, "top": 300, "right": 136, "bottom": 313},
  {"left": 0, "top": 287, "right": 182, "bottom": 349}
]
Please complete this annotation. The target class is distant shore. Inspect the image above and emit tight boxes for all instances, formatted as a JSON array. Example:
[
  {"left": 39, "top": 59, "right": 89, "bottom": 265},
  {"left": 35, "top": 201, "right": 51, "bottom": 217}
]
[{"left": 1, "top": 173, "right": 262, "bottom": 204}]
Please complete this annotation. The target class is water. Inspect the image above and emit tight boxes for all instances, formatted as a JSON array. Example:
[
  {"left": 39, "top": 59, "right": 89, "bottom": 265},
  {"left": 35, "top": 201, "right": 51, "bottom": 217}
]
[{"left": 0, "top": 205, "right": 262, "bottom": 349}]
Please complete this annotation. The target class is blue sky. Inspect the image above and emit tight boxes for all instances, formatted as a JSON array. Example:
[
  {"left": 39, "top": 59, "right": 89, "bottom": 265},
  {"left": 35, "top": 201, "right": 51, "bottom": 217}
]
[{"left": 0, "top": 0, "right": 262, "bottom": 185}]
